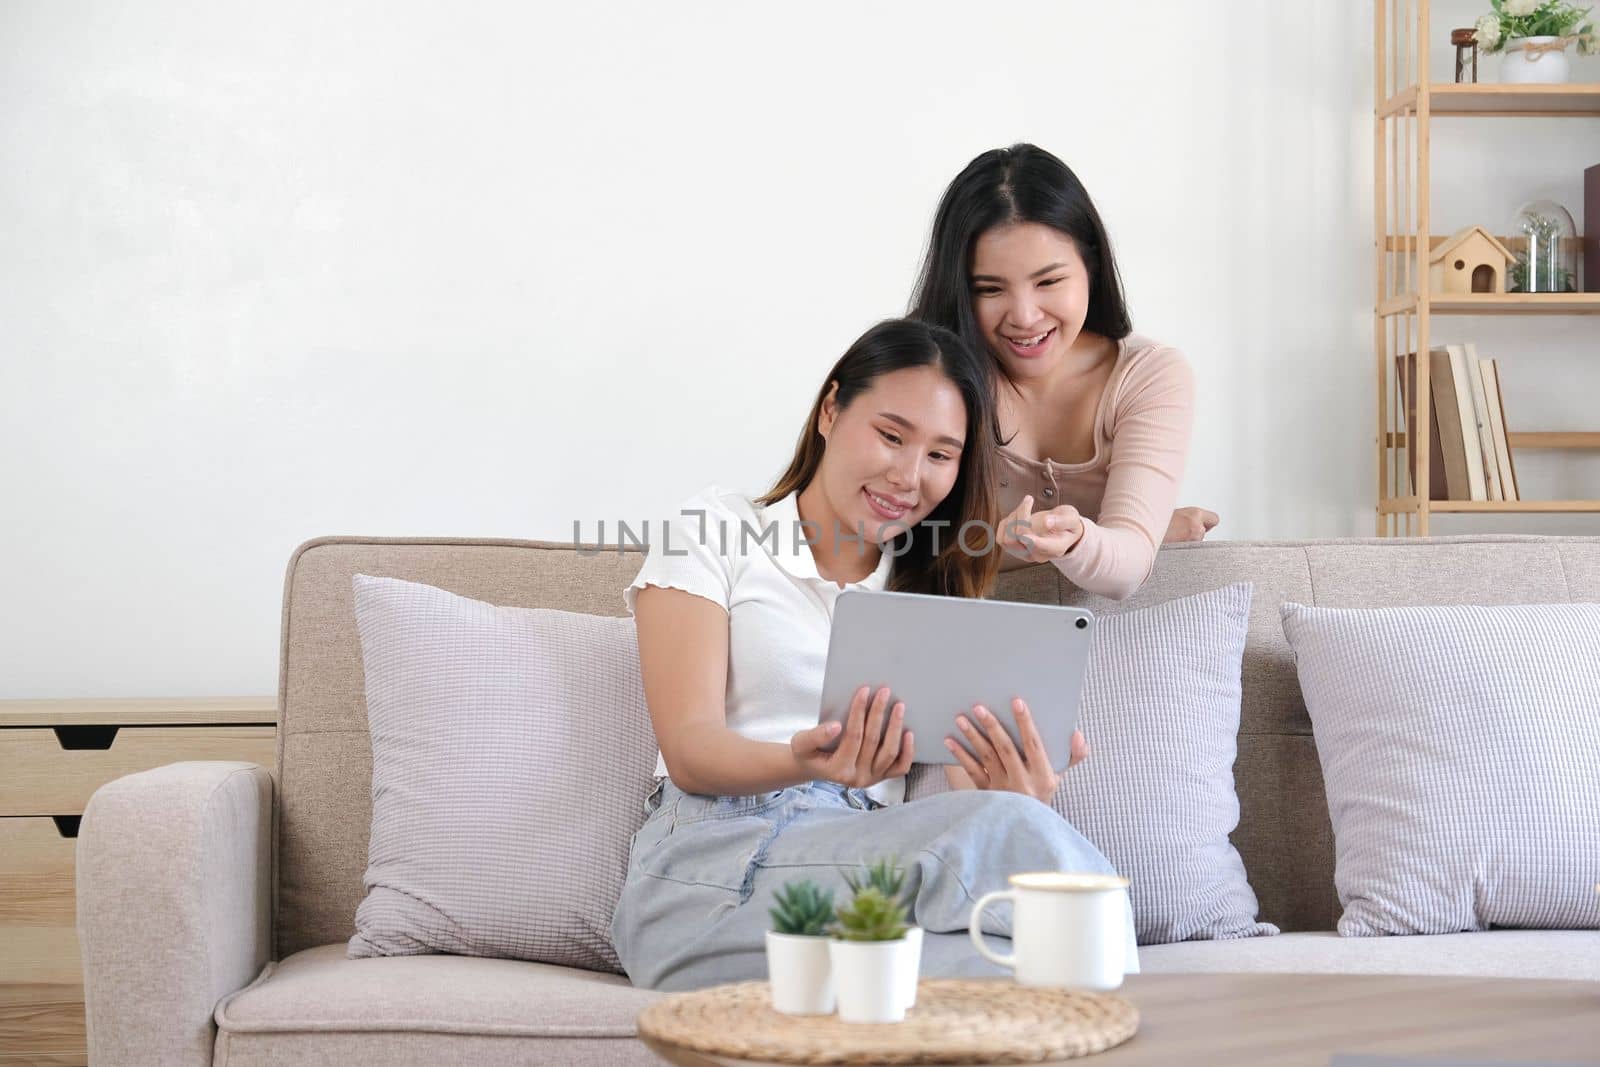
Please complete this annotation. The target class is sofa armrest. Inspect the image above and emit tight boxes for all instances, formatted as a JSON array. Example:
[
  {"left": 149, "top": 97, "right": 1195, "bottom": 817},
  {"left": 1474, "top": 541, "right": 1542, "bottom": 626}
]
[{"left": 77, "top": 761, "right": 273, "bottom": 1067}]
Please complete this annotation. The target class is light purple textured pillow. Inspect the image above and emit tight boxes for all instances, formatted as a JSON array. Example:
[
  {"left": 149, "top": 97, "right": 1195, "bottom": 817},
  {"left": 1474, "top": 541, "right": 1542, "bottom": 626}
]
[
  {"left": 348, "top": 574, "right": 658, "bottom": 972},
  {"left": 909, "top": 582, "right": 1276, "bottom": 944},
  {"left": 1281, "top": 601, "right": 1600, "bottom": 937}
]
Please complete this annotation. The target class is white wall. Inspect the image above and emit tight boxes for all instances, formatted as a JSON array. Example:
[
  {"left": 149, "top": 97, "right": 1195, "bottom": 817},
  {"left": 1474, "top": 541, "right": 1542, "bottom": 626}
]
[{"left": 2, "top": 1, "right": 1596, "bottom": 697}]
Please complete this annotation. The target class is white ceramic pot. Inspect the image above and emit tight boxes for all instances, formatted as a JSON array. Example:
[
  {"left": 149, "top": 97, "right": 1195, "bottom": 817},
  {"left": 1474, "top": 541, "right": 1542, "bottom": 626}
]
[
  {"left": 1500, "top": 36, "right": 1571, "bottom": 84},
  {"left": 765, "top": 932, "right": 835, "bottom": 1016},
  {"left": 829, "top": 937, "right": 908, "bottom": 1024},
  {"left": 895, "top": 927, "right": 923, "bottom": 1011}
]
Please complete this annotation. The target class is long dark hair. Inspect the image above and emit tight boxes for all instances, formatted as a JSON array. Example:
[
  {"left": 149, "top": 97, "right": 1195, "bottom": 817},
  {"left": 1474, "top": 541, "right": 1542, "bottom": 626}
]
[
  {"left": 909, "top": 143, "right": 1132, "bottom": 379},
  {"left": 759, "top": 319, "right": 1001, "bottom": 599}
]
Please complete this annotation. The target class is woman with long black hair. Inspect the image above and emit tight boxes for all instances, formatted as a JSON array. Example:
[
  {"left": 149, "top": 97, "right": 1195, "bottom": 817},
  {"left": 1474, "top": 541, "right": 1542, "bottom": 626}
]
[{"left": 912, "top": 143, "right": 1217, "bottom": 602}]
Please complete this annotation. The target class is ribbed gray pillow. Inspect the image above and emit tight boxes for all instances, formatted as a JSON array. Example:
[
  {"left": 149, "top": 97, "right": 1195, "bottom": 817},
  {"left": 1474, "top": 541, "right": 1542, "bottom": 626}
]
[
  {"left": 348, "top": 574, "right": 658, "bottom": 972},
  {"left": 1281, "top": 601, "right": 1600, "bottom": 937},
  {"left": 908, "top": 582, "right": 1276, "bottom": 944}
]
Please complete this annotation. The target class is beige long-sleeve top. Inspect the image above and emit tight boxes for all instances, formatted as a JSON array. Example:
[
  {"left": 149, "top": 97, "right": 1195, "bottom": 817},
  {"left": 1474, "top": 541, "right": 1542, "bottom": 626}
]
[{"left": 996, "top": 334, "right": 1195, "bottom": 601}]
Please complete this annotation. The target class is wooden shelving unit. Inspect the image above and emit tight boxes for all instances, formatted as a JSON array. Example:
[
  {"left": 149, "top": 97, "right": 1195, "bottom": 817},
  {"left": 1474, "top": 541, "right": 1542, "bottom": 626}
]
[{"left": 1374, "top": 0, "right": 1600, "bottom": 536}]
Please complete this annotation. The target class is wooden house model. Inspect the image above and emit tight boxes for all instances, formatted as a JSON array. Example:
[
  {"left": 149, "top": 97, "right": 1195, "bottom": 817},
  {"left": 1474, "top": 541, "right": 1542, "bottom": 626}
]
[{"left": 1428, "top": 225, "right": 1515, "bottom": 295}]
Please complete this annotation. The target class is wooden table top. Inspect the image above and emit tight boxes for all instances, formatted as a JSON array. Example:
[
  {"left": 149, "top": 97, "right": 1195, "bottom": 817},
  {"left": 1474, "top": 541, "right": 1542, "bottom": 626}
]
[{"left": 643, "top": 971, "right": 1600, "bottom": 1066}]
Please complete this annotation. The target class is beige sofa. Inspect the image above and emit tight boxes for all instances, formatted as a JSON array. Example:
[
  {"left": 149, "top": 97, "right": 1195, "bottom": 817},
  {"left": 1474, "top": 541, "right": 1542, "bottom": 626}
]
[{"left": 76, "top": 533, "right": 1600, "bottom": 1065}]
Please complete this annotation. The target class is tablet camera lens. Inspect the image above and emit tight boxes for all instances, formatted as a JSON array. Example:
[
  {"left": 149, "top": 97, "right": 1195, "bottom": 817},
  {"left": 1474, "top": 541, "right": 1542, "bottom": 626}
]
[{"left": 1075, "top": 618, "right": 1088, "bottom": 630}]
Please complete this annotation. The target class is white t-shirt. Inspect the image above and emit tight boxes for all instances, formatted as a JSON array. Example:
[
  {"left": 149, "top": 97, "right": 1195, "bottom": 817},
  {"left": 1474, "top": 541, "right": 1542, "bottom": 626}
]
[{"left": 624, "top": 485, "right": 905, "bottom": 805}]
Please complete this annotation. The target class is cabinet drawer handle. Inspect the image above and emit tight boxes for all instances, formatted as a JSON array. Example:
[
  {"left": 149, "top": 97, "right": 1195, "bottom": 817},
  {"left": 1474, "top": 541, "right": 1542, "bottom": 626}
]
[
  {"left": 53, "top": 815, "right": 81, "bottom": 838},
  {"left": 52, "top": 725, "right": 119, "bottom": 750}
]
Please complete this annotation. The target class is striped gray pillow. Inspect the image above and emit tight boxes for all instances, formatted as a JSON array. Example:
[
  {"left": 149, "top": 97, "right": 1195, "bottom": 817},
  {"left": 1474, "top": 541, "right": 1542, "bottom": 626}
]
[
  {"left": 1281, "top": 601, "right": 1600, "bottom": 937},
  {"left": 1059, "top": 582, "right": 1274, "bottom": 943},
  {"left": 348, "top": 574, "right": 658, "bottom": 972},
  {"left": 909, "top": 582, "right": 1276, "bottom": 944}
]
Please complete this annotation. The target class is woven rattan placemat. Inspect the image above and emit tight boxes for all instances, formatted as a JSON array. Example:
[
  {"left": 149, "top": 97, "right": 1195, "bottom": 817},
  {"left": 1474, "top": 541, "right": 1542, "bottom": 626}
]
[{"left": 635, "top": 979, "right": 1139, "bottom": 1064}]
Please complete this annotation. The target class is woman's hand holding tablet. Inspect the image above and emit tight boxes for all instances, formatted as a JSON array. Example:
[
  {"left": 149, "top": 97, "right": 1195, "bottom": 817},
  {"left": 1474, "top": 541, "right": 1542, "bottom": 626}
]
[
  {"left": 817, "top": 590, "right": 1096, "bottom": 776},
  {"left": 945, "top": 699, "right": 1089, "bottom": 801},
  {"left": 790, "top": 684, "right": 915, "bottom": 790}
]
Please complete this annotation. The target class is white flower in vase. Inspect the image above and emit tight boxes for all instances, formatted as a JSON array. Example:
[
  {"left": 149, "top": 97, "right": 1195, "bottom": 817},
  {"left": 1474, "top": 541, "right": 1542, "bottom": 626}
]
[{"left": 1474, "top": 13, "right": 1503, "bottom": 49}]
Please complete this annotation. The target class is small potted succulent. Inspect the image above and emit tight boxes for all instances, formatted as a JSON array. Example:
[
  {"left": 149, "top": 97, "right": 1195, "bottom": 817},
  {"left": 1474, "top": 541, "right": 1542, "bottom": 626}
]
[
  {"left": 829, "top": 860, "right": 921, "bottom": 1024},
  {"left": 766, "top": 880, "right": 836, "bottom": 1015},
  {"left": 842, "top": 859, "right": 923, "bottom": 1012}
]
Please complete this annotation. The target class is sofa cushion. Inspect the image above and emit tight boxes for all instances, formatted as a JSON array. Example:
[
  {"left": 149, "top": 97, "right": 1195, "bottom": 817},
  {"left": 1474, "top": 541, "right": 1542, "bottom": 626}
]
[
  {"left": 1281, "top": 601, "right": 1600, "bottom": 937},
  {"left": 212, "top": 944, "right": 661, "bottom": 1066},
  {"left": 910, "top": 582, "right": 1276, "bottom": 944},
  {"left": 348, "top": 574, "right": 658, "bottom": 972},
  {"left": 1140, "top": 929, "right": 1600, "bottom": 980}
]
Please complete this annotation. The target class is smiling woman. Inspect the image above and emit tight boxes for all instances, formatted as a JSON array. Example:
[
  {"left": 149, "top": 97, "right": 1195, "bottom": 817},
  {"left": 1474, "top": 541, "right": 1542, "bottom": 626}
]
[
  {"left": 912, "top": 144, "right": 1217, "bottom": 601},
  {"left": 757, "top": 320, "right": 998, "bottom": 599},
  {"left": 610, "top": 317, "right": 1137, "bottom": 992}
]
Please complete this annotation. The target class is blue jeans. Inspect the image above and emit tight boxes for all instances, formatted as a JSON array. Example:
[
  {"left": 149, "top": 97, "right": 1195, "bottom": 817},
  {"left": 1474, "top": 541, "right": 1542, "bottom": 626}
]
[{"left": 610, "top": 778, "right": 1139, "bottom": 991}]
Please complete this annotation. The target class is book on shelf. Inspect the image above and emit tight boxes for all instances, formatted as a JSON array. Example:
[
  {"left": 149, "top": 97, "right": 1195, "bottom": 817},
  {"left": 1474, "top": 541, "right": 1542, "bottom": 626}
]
[
  {"left": 1442, "top": 345, "right": 1488, "bottom": 500},
  {"left": 1394, "top": 351, "right": 1448, "bottom": 500},
  {"left": 1479, "top": 357, "right": 1519, "bottom": 502},
  {"left": 1419, "top": 347, "right": 1472, "bottom": 500},
  {"left": 1463, "top": 343, "right": 1503, "bottom": 502},
  {"left": 1586, "top": 163, "right": 1597, "bottom": 293},
  {"left": 1404, "top": 346, "right": 1520, "bottom": 503}
]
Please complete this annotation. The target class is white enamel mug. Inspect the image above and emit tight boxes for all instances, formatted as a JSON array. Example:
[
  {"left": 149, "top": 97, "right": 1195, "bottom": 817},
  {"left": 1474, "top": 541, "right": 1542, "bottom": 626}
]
[{"left": 969, "top": 872, "right": 1130, "bottom": 991}]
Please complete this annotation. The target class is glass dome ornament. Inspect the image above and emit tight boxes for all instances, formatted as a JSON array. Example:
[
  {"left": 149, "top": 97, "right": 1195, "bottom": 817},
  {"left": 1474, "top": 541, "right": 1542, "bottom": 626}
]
[{"left": 1508, "top": 200, "right": 1578, "bottom": 293}]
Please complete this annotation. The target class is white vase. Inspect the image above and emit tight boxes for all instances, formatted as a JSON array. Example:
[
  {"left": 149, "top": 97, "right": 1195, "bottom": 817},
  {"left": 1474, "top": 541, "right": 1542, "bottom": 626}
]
[
  {"left": 1500, "top": 36, "right": 1571, "bottom": 84},
  {"left": 765, "top": 932, "right": 835, "bottom": 1016},
  {"left": 830, "top": 938, "right": 908, "bottom": 1024}
]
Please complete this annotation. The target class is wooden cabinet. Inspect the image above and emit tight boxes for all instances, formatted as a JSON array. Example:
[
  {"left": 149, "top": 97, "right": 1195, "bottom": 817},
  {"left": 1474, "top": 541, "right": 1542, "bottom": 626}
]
[{"left": 0, "top": 698, "right": 275, "bottom": 1067}]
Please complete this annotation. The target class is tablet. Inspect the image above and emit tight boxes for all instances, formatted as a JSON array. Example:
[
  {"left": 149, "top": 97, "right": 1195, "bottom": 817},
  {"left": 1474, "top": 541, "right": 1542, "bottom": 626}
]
[{"left": 817, "top": 589, "right": 1095, "bottom": 769}]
